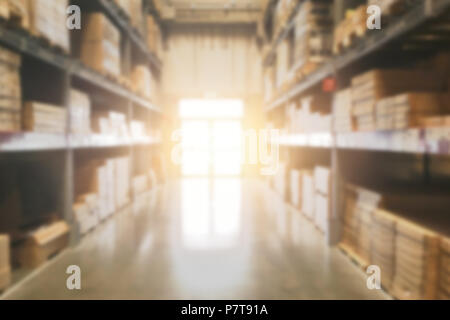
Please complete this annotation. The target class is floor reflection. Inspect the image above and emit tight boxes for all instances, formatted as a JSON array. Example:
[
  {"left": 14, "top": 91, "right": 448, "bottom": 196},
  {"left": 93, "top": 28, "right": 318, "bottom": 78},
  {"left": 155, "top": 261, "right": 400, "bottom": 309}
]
[
  {"left": 172, "top": 177, "right": 250, "bottom": 296},
  {"left": 180, "top": 178, "right": 242, "bottom": 250}
]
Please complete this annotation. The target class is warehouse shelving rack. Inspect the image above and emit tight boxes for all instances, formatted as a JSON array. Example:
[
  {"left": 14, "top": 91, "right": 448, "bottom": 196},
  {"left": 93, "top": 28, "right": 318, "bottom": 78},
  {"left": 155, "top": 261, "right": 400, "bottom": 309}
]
[
  {"left": 0, "top": 0, "right": 164, "bottom": 245},
  {"left": 263, "top": 0, "right": 450, "bottom": 247}
]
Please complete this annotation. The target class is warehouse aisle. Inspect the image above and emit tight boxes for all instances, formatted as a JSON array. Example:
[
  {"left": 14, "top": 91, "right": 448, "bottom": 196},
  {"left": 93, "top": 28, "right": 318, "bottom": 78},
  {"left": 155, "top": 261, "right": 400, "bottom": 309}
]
[{"left": 2, "top": 179, "right": 389, "bottom": 300}]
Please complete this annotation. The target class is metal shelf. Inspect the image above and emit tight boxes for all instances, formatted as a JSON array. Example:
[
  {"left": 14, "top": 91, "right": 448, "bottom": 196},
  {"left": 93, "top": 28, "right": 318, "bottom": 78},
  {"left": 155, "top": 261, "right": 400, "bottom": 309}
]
[
  {"left": 263, "top": 1, "right": 302, "bottom": 67},
  {"left": 280, "top": 128, "right": 450, "bottom": 156},
  {"left": 265, "top": 0, "right": 450, "bottom": 112},
  {"left": 0, "top": 133, "right": 160, "bottom": 152},
  {"left": 0, "top": 25, "right": 161, "bottom": 114},
  {"left": 96, "top": 0, "right": 162, "bottom": 71}
]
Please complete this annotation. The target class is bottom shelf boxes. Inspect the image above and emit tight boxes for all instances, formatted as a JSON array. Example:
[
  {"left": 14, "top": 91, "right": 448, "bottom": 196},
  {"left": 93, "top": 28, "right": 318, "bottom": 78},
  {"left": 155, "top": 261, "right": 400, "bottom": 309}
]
[
  {"left": 14, "top": 221, "right": 70, "bottom": 268},
  {"left": 0, "top": 234, "right": 10, "bottom": 291}
]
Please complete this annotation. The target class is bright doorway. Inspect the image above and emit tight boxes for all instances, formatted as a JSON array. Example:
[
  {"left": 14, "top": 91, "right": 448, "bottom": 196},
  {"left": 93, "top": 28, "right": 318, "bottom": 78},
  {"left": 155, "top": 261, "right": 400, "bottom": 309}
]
[{"left": 179, "top": 99, "right": 244, "bottom": 176}]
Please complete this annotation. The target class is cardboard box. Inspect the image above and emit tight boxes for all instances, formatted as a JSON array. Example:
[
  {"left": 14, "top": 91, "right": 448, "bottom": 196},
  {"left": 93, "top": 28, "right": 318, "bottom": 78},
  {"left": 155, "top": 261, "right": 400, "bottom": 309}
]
[
  {"left": 301, "top": 171, "right": 315, "bottom": 220},
  {"left": 27, "top": 0, "right": 69, "bottom": 52},
  {"left": 22, "top": 101, "right": 66, "bottom": 134},
  {"left": 14, "top": 221, "right": 69, "bottom": 268},
  {"left": 131, "top": 65, "right": 153, "bottom": 99},
  {"left": 290, "top": 169, "right": 302, "bottom": 209},
  {"left": 69, "top": 89, "right": 91, "bottom": 134},
  {"left": 81, "top": 13, "right": 121, "bottom": 77},
  {"left": 314, "top": 166, "right": 331, "bottom": 196}
]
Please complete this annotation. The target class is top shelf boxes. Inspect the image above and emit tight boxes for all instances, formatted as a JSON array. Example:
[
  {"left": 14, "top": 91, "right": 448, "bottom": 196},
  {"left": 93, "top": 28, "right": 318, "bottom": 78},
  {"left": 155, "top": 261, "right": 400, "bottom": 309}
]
[{"left": 81, "top": 13, "right": 121, "bottom": 79}]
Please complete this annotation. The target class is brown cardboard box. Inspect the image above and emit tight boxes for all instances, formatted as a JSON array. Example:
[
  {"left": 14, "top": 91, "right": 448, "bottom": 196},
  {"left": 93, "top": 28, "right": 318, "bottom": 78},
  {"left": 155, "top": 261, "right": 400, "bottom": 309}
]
[
  {"left": 27, "top": 0, "right": 69, "bottom": 52},
  {"left": 22, "top": 101, "right": 66, "bottom": 134},
  {"left": 81, "top": 13, "right": 121, "bottom": 77},
  {"left": 14, "top": 221, "right": 69, "bottom": 268},
  {"left": 131, "top": 65, "right": 153, "bottom": 99}
]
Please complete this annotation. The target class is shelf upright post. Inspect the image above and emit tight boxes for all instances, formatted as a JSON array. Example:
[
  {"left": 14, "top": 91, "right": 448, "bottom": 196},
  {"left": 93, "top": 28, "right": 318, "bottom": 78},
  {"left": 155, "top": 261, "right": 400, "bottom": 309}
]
[
  {"left": 61, "top": 71, "right": 78, "bottom": 244},
  {"left": 328, "top": 66, "right": 343, "bottom": 246}
]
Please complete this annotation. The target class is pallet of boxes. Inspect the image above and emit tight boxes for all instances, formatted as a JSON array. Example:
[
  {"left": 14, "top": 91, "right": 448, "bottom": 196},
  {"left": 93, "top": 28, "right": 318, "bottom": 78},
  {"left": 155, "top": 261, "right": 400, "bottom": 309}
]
[
  {"left": 351, "top": 69, "right": 443, "bottom": 132},
  {"left": 293, "top": 0, "right": 333, "bottom": 80},
  {"left": 80, "top": 13, "right": 121, "bottom": 81},
  {"left": 27, "top": 0, "right": 69, "bottom": 53},
  {"left": 0, "top": 0, "right": 29, "bottom": 29},
  {"left": 0, "top": 47, "right": 21, "bottom": 133}
]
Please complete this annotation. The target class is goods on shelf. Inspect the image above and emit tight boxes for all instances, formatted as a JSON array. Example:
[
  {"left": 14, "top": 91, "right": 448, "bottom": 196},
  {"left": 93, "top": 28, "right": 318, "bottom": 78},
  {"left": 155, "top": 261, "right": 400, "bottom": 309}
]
[
  {"left": 420, "top": 115, "right": 450, "bottom": 128},
  {"left": 0, "top": 234, "right": 10, "bottom": 291},
  {"left": 27, "top": 0, "right": 69, "bottom": 52},
  {"left": 293, "top": 0, "right": 333, "bottom": 78},
  {"left": 131, "top": 65, "right": 153, "bottom": 99},
  {"left": 0, "top": 47, "right": 22, "bottom": 132},
  {"left": 264, "top": 66, "right": 276, "bottom": 103},
  {"left": 114, "top": 157, "right": 130, "bottom": 209},
  {"left": 286, "top": 97, "right": 331, "bottom": 134},
  {"left": 333, "top": 88, "right": 354, "bottom": 133},
  {"left": 273, "top": 0, "right": 298, "bottom": 38},
  {"left": 371, "top": 209, "right": 397, "bottom": 291},
  {"left": 69, "top": 89, "right": 91, "bottom": 135},
  {"left": 146, "top": 15, "right": 162, "bottom": 57},
  {"left": 440, "top": 237, "right": 450, "bottom": 300},
  {"left": 341, "top": 185, "right": 382, "bottom": 266},
  {"left": 0, "top": 0, "right": 28, "bottom": 29},
  {"left": 351, "top": 69, "right": 443, "bottom": 132},
  {"left": 376, "top": 93, "right": 448, "bottom": 131},
  {"left": 81, "top": 13, "right": 121, "bottom": 78},
  {"left": 129, "top": 0, "right": 144, "bottom": 34},
  {"left": 301, "top": 171, "right": 314, "bottom": 220},
  {"left": 276, "top": 39, "right": 290, "bottom": 90},
  {"left": 314, "top": 166, "right": 331, "bottom": 233},
  {"left": 73, "top": 193, "right": 99, "bottom": 235},
  {"left": 130, "top": 120, "right": 147, "bottom": 139},
  {"left": 14, "top": 221, "right": 69, "bottom": 268},
  {"left": 290, "top": 169, "right": 302, "bottom": 209},
  {"left": 22, "top": 101, "right": 67, "bottom": 134},
  {"left": 392, "top": 219, "right": 440, "bottom": 300},
  {"left": 367, "top": 0, "right": 407, "bottom": 16},
  {"left": 132, "top": 174, "right": 148, "bottom": 197},
  {"left": 76, "top": 157, "right": 130, "bottom": 221},
  {"left": 333, "top": 5, "right": 367, "bottom": 54},
  {"left": 92, "top": 111, "right": 128, "bottom": 137}
]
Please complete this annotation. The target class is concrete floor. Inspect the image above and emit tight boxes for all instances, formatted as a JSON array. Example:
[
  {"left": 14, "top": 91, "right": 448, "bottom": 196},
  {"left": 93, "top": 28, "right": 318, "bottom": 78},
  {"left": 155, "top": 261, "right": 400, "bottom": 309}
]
[{"left": 1, "top": 178, "right": 389, "bottom": 300}]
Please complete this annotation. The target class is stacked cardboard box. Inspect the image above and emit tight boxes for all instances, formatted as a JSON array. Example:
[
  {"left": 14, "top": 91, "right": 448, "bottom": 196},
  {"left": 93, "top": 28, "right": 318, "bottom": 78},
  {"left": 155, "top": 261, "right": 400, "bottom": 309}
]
[
  {"left": 276, "top": 39, "right": 290, "bottom": 90},
  {"left": 290, "top": 169, "right": 302, "bottom": 209},
  {"left": 264, "top": 66, "right": 275, "bottom": 103},
  {"left": 333, "top": 88, "right": 354, "bottom": 132},
  {"left": 287, "top": 97, "right": 332, "bottom": 134},
  {"left": 22, "top": 101, "right": 66, "bottom": 134},
  {"left": 146, "top": 15, "right": 161, "bottom": 57},
  {"left": 392, "top": 219, "right": 440, "bottom": 300},
  {"left": 0, "top": 234, "right": 10, "bottom": 291},
  {"left": 314, "top": 166, "right": 331, "bottom": 233},
  {"left": 131, "top": 65, "right": 153, "bottom": 99},
  {"left": 293, "top": 0, "right": 333, "bottom": 74},
  {"left": 92, "top": 111, "right": 128, "bottom": 137},
  {"left": 132, "top": 175, "right": 148, "bottom": 197},
  {"left": 69, "top": 89, "right": 91, "bottom": 135},
  {"left": 114, "top": 157, "right": 130, "bottom": 209},
  {"left": 351, "top": 69, "right": 443, "bottom": 132},
  {"left": 301, "top": 171, "right": 315, "bottom": 220},
  {"left": 81, "top": 13, "right": 121, "bottom": 77},
  {"left": 371, "top": 209, "right": 397, "bottom": 291},
  {"left": 0, "top": 47, "right": 21, "bottom": 132},
  {"left": 130, "top": 120, "right": 147, "bottom": 139},
  {"left": 73, "top": 193, "right": 99, "bottom": 235},
  {"left": 341, "top": 185, "right": 382, "bottom": 265},
  {"left": 14, "top": 221, "right": 69, "bottom": 268},
  {"left": 376, "top": 93, "right": 447, "bottom": 131},
  {"left": 440, "top": 237, "right": 450, "bottom": 300},
  {"left": 27, "top": 0, "right": 69, "bottom": 52}
]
